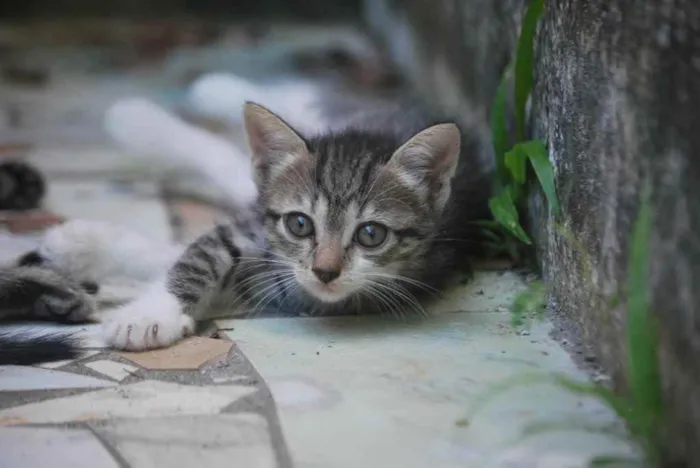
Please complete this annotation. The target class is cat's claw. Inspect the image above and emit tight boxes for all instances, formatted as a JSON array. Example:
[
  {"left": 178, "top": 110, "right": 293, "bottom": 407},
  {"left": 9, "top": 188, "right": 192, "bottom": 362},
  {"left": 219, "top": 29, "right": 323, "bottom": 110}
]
[{"left": 101, "top": 289, "right": 194, "bottom": 351}]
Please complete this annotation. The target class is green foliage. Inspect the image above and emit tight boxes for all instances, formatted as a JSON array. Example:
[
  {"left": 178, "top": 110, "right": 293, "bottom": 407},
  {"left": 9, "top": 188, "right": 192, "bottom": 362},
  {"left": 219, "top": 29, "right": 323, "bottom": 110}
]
[
  {"left": 488, "top": 0, "right": 558, "bottom": 251},
  {"left": 624, "top": 183, "right": 663, "bottom": 464},
  {"left": 510, "top": 280, "right": 546, "bottom": 327},
  {"left": 514, "top": 0, "right": 544, "bottom": 141},
  {"left": 489, "top": 190, "right": 531, "bottom": 244}
]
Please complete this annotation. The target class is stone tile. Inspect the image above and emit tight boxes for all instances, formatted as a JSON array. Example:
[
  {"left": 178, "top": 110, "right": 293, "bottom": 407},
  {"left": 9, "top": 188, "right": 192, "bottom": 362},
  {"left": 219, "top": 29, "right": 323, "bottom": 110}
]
[
  {"left": 37, "top": 350, "right": 100, "bottom": 369},
  {"left": 84, "top": 360, "right": 138, "bottom": 382},
  {"left": 0, "top": 366, "right": 115, "bottom": 392},
  {"left": 119, "top": 336, "right": 233, "bottom": 370},
  {"left": 428, "top": 271, "right": 529, "bottom": 315},
  {"left": 0, "top": 380, "right": 254, "bottom": 424},
  {"left": 46, "top": 180, "right": 172, "bottom": 243},
  {"left": 94, "top": 413, "right": 277, "bottom": 468},
  {"left": 218, "top": 294, "right": 638, "bottom": 468},
  {"left": 0, "top": 426, "right": 119, "bottom": 468},
  {"left": 168, "top": 198, "right": 231, "bottom": 243}
]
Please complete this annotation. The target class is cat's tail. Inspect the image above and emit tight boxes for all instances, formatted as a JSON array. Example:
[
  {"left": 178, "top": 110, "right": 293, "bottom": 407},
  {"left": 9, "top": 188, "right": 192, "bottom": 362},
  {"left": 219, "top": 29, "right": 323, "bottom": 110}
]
[
  {"left": 0, "top": 324, "right": 102, "bottom": 366},
  {"left": 104, "top": 97, "right": 258, "bottom": 209}
]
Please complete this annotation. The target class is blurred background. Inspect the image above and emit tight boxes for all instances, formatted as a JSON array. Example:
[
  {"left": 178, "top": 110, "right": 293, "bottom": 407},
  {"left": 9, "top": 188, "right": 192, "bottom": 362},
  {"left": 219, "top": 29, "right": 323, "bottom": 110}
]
[{"left": 1, "top": 1, "right": 700, "bottom": 466}]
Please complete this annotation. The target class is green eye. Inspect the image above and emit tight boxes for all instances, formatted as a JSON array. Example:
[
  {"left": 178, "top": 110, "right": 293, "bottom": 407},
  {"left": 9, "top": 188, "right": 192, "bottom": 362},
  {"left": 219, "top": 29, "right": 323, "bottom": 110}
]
[
  {"left": 355, "top": 222, "right": 388, "bottom": 248},
  {"left": 285, "top": 212, "right": 315, "bottom": 238}
]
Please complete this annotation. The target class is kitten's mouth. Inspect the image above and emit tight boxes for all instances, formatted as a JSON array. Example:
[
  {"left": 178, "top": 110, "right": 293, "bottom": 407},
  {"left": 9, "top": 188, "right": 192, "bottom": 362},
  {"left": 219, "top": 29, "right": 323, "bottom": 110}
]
[
  {"left": 297, "top": 275, "right": 351, "bottom": 303},
  {"left": 307, "top": 282, "right": 347, "bottom": 303}
]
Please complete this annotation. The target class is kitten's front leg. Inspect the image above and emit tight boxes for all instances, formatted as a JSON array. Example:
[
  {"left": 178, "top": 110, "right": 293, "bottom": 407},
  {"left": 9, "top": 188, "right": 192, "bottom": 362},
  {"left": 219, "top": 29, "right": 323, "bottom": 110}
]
[{"left": 101, "top": 224, "right": 257, "bottom": 351}]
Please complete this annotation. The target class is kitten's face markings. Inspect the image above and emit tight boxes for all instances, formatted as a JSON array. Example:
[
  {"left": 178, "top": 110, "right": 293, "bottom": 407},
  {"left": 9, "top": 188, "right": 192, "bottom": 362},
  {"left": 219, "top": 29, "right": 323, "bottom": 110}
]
[{"left": 244, "top": 102, "right": 461, "bottom": 305}]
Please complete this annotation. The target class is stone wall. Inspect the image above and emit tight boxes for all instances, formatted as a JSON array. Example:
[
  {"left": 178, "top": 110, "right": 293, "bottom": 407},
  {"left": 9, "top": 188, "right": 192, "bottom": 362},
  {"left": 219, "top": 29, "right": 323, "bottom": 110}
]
[{"left": 365, "top": 0, "right": 700, "bottom": 465}]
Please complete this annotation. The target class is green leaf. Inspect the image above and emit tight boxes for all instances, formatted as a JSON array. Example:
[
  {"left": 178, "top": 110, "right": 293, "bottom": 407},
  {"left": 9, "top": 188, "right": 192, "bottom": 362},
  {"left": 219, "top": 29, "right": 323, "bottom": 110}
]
[
  {"left": 588, "top": 455, "right": 642, "bottom": 467},
  {"left": 488, "top": 190, "right": 532, "bottom": 244},
  {"left": 514, "top": 0, "right": 544, "bottom": 141},
  {"left": 626, "top": 183, "right": 662, "bottom": 442},
  {"left": 510, "top": 280, "right": 547, "bottom": 326},
  {"left": 505, "top": 145, "right": 527, "bottom": 184},
  {"left": 518, "top": 140, "right": 559, "bottom": 214},
  {"left": 491, "top": 71, "right": 511, "bottom": 186}
]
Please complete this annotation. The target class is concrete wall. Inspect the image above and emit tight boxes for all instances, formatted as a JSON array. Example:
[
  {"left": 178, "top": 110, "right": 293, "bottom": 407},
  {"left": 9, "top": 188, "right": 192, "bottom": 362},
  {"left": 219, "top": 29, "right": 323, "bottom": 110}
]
[{"left": 365, "top": 0, "right": 700, "bottom": 465}]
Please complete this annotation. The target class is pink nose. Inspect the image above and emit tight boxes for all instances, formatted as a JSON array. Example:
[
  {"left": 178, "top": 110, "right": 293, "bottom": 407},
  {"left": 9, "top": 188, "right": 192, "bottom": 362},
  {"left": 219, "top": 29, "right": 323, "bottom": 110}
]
[{"left": 312, "top": 267, "right": 340, "bottom": 284}]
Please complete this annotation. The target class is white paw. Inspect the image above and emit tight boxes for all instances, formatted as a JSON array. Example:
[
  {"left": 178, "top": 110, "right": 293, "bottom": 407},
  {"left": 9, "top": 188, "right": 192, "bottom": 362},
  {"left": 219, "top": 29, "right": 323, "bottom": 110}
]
[{"left": 101, "top": 288, "right": 195, "bottom": 351}]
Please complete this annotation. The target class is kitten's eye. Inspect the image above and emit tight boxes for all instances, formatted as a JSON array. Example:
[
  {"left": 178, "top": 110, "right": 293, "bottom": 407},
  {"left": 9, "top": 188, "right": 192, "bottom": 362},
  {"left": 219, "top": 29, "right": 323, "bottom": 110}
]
[
  {"left": 284, "top": 212, "right": 315, "bottom": 238},
  {"left": 355, "top": 222, "right": 388, "bottom": 248}
]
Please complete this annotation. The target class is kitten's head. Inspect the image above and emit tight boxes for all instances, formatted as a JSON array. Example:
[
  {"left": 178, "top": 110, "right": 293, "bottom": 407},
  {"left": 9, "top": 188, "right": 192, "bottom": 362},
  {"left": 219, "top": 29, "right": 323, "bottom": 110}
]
[{"left": 243, "top": 102, "right": 460, "bottom": 304}]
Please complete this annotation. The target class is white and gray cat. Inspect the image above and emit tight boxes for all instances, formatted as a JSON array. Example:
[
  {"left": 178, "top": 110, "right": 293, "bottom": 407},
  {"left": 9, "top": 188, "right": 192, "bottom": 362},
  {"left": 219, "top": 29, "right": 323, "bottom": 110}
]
[{"left": 0, "top": 73, "right": 492, "bottom": 363}]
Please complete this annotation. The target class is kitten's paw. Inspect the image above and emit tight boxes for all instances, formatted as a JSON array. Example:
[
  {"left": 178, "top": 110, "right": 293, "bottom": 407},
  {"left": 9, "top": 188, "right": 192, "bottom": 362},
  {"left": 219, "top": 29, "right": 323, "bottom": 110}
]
[
  {"left": 35, "top": 290, "right": 97, "bottom": 323},
  {"left": 101, "top": 297, "right": 195, "bottom": 351}
]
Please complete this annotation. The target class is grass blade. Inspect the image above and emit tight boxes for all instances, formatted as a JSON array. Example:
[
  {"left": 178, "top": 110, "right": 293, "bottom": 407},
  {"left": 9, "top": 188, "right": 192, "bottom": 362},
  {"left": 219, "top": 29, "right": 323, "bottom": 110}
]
[
  {"left": 626, "top": 184, "right": 662, "bottom": 441},
  {"left": 514, "top": 0, "right": 544, "bottom": 141},
  {"left": 491, "top": 71, "right": 511, "bottom": 187}
]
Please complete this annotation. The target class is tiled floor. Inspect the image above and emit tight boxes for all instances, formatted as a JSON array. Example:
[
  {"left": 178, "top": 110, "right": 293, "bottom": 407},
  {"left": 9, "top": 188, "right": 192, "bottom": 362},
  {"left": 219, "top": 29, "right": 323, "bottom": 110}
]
[{"left": 0, "top": 20, "right": 640, "bottom": 468}]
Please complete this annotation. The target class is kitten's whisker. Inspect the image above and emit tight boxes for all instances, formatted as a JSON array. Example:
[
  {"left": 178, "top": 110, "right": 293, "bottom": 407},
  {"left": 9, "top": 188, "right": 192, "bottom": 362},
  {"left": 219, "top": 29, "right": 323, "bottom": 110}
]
[
  {"left": 365, "top": 273, "right": 440, "bottom": 296},
  {"left": 236, "top": 273, "right": 296, "bottom": 316},
  {"left": 248, "top": 276, "right": 298, "bottom": 316},
  {"left": 368, "top": 279, "right": 427, "bottom": 318}
]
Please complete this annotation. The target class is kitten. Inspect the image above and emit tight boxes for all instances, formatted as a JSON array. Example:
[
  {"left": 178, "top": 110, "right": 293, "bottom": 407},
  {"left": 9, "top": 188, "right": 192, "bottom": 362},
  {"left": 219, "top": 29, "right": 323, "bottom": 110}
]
[{"left": 99, "top": 100, "right": 492, "bottom": 351}]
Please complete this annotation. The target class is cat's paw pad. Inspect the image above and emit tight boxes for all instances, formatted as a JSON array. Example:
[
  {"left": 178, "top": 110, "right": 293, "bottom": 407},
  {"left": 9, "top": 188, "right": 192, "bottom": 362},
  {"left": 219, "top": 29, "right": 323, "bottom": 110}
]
[
  {"left": 35, "top": 292, "right": 96, "bottom": 323},
  {"left": 102, "top": 304, "right": 194, "bottom": 351}
]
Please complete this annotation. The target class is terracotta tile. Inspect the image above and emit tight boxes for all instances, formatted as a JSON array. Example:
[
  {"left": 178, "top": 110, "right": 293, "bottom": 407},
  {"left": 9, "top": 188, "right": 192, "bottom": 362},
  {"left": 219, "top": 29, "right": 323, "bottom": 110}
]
[
  {"left": 0, "top": 143, "right": 30, "bottom": 158},
  {"left": 0, "top": 210, "right": 65, "bottom": 233},
  {"left": 118, "top": 336, "right": 233, "bottom": 370},
  {"left": 168, "top": 199, "right": 230, "bottom": 242}
]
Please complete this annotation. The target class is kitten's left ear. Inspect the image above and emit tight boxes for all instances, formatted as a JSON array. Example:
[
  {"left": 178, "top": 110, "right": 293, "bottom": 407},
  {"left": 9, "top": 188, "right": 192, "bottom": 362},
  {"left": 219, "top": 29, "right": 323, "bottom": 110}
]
[
  {"left": 387, "top": 123, "right": 461, "bottom": 209},
  {"left": 243, "top": 102, "right": 309, "bottom": 187}
]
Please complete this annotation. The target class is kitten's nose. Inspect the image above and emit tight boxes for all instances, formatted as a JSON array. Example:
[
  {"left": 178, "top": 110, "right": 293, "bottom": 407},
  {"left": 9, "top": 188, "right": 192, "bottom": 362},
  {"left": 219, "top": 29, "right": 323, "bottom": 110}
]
[{"left": 312, "top": 267, "right": 341, "bottom": 284}]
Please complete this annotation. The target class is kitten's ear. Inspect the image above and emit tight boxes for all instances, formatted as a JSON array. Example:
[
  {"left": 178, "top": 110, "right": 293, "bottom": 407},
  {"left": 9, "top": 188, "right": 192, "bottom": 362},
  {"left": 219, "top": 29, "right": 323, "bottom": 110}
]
[
  {"left": 243, "top": 102, "right": 309, "bottom": 186},
  {"left": 387, "top": 123, "right": 461, "bottom": 209}
]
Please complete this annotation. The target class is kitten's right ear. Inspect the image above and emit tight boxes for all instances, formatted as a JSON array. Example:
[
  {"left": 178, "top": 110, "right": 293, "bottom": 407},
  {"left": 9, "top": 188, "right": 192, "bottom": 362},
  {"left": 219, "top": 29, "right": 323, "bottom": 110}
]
[{"left": 243, "top": 102, "right": 309, "bottom": 186}]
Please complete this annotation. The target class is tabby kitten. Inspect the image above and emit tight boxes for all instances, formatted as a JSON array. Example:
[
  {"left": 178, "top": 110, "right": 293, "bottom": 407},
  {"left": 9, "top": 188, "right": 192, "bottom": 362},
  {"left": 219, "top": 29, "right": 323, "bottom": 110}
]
[{"left": 100, "top": 101, "right": 492, "bottom": 351}]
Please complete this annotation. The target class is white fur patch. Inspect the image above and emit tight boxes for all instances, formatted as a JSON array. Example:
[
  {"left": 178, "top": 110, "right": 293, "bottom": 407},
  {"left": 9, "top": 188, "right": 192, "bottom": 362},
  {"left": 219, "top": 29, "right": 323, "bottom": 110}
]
[
  {"left": 104, "top": 97, "right": 258, "bottom": 208},
  {"left": 188, "top": 73, "right": 328, "bottom": 136},
  {"left": 101, "top": 278, "right": 194, "bottom": 351}
]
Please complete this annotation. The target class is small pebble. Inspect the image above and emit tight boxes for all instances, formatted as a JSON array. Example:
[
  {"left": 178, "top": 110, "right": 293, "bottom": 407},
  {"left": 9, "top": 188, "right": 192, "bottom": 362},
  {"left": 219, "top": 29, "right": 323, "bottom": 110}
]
[
  {"left": 518, "top": 330, "right": 531, "bottom": 336},
  {"left": 584, "top": 354, "right": 597, "bottom": 362},
  {"left": 316, "top": 351, "right": 320, "bottom": 355},
  {"left": 455, "top": 418, "right": 469, "bottom": 428}
]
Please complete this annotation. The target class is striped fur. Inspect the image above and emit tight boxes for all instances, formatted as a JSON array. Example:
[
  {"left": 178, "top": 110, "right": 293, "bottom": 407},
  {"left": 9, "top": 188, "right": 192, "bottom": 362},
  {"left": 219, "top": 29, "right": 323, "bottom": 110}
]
[
  {"left": 155, "top": 102, "right": 491, "bottom": 321},
  {"left": 100, "top": 100, "right": 492, "bottom": 351}
]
